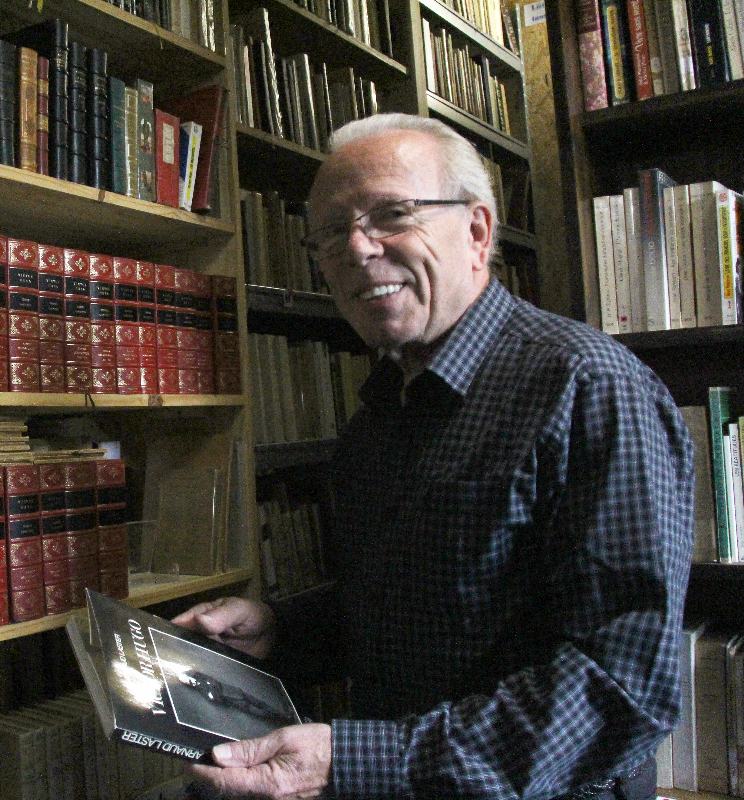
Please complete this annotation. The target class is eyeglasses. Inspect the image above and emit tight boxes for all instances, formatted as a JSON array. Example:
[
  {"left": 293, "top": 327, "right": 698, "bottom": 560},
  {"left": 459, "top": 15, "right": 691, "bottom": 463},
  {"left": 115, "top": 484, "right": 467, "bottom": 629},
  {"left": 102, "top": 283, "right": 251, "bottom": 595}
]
[{"left": 302, "top": 198, "right": 470, "bottom": 259}]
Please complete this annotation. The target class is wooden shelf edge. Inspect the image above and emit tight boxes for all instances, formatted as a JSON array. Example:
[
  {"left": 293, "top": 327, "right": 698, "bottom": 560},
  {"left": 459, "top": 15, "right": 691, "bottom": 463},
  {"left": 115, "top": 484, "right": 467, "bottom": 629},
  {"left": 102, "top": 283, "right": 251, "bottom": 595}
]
[
  {"left": 0, "top": 568, "right": 254, "bottom": 641},
  {"left": 417, "top": 0, "right": 522, "bottom": 74},
  {"left": 236, "top": 125, "right": 326, "bottom": 163},
  {"left": 614, "top": 325, "right": 744, "bottom": 351},
  {"left": 0, "top": 393, "right": 246, "bottom": 410}
]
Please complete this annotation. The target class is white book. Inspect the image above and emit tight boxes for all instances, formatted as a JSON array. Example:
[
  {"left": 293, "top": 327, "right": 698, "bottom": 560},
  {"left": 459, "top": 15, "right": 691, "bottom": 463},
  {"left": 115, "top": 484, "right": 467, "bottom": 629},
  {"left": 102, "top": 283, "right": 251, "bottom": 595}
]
[
  {"left": 690, "top": 181, "right": 725, "bottom": 327},
  {"left": 672, "top": 619, "right": 707, "bottom": 791},
  {"left": 715, "top": 187, "right": 739, "bottom": 326},
  {"left": 656, "top": 732, "right": 673, "bottom": 788},
  {"left": 593, "top": 195, "right": 620, "bottom": 334},
  {"left": 624, "top": 187, "right": 647, "bottom": 331},
  {"left": 670, "top": 0, "right": 696, "bottom": 90},
  {"left": 721, "top": 0, "right": 744, "bottom": 79},
  {"left": 724, "top": 431, "right": 739, "bottom": 562},
  {"left": 726, "top": 633, "right": 744, "bottom": 793},
  {"left": 730, "top": 422, "right": 744, "bottom": 562},
  {"left": 609, "top": 194, "right": 632, "bottom": 333},
  {"left": 662, "top": 185, "right": 682, "bottom": 328},
  {"left": 178, "top": 120, "right": 202, "bottom": 212},
  {"left": 672, "top": 184, "right": 697, "bottom": 327},
  {"left": 421, "top": 17, "right": 436, "bottom": 93}
]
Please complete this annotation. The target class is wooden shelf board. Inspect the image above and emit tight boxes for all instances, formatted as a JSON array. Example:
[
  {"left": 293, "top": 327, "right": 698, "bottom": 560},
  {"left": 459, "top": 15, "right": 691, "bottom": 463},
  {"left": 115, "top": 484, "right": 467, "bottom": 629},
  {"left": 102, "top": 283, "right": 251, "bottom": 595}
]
[
  {"left": 247, "top": 285, "right": 338, "bottom": 318},
  {"left": 0, "top": 392, "right": 246, "bottom": 413},
  {"left": 498, "top": 224, "right": 536, "bottom": 251},
  {"left": 615, "top": 326, "right": 744, "bottom": 352},
  {"left": 427, "top": 93, "right": 529, "bottom": 161},
  {"left": 0, "top": 165, "right": 235, "bottom": 256},
  {"left": 255, "top": 438, "right": 338, "bottom": 473},
  {"left": 417, "top": 0, "right": 522, "bottom": 75},
  {"left": 2, "top": 0, "right": 225, "bottom": 91},
  {"left": 228, "top": 0, "right": 407, "bottom": 86},
  {"left": 0, "top": 568, "right": 254, "bottom": 642}
]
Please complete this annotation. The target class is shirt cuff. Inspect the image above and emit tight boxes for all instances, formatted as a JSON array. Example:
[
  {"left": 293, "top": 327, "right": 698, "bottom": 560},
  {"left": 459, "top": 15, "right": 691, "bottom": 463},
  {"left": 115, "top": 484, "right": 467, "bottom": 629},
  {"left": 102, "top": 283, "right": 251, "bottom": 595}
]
[{"left": 331, "top": 718, "right": 412, "bottom": 799}]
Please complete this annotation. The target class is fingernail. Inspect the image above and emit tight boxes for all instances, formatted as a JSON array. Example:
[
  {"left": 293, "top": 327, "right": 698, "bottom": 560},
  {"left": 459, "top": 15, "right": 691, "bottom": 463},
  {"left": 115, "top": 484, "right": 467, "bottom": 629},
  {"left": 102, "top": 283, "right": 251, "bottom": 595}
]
[{"left": 212, "top": 743, "right": 231, "bottom": 761}]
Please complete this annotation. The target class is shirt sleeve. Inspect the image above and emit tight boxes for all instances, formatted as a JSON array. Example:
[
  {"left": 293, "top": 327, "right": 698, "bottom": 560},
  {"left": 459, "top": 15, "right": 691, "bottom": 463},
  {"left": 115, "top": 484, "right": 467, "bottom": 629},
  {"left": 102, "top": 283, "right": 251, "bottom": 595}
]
[{"left": 330, "top": 367, "right": 695, "bottom": 800}]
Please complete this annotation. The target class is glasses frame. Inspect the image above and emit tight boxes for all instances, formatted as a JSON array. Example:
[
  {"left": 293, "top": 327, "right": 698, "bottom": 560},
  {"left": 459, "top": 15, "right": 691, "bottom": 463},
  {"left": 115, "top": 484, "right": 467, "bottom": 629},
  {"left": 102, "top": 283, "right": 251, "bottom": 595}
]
[{"left": 301, "top": 198, "right": 471, "bottom": 258}]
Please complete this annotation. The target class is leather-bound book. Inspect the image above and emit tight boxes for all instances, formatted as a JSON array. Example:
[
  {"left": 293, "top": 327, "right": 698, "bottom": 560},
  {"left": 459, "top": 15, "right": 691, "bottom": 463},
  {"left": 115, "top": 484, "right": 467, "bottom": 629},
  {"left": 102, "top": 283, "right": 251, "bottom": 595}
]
[
  {"left": 0, "top": 40, "right": 17, "bottom": 167},
  {"left": 67, "top": 41, "right": 87, "bottom": 184},
  {"left": 136, "top": 260, "right": 157, "bottom": 393},
  {"left": 0, "top": 469, "right": 7, "bottom": 624},
  {"left": 155, "top": 263, "right": 179, "bottom": 393},
  {"left": 113, "top": 257, "right": 140, "bottom": 393},
  {"left": 37, "top": 243, "right": 65, "bottom": 393},
  {"left": 212, "top": 275, "right": 240, "bottom": 393},
  {"left": 192, "top": 271, "right": 214, "bottom": 393},
  {"left": 63, "top": 248, "right": 92, "bottom": 393},
  {"left": 135, "top": 78, "right": 155, "bottom": 201},
  {"left": 86, "top": 48, "right": 109, "bottom": 189},
  {"left": 90, "top": 253, "right": 116, "bottom": 394},
  {"left": 108, "top": 76, "right": 127, "bottom": 194},
  {"left": 174, "top": 267, "right": 199, "bottom": 394},
  {"left": 96, "top": 459, "right": 128, "bottom": 599},
  {"left": 17, "top": 46, "right": 38, "bottom": 172},
  {"left": 154, "top": 108, "right": 179, "bottom": 207},
  {"left": 7, "top": 238, "right": 40, "bottom": 393},
  {"left": 63, "top": 461, "right": 99, "bottom": 608},
  {"left": 5, "top": 464, "right": 44, "bottom": 622},
  {"left": 0, "top": 236, "right": 9, "bottom": 392},
  {"left": 38, "top": 461, "right": 71, "bottom": 615},
  {"left": 36, "top": 54, "right": 49, "bottom": 174}
]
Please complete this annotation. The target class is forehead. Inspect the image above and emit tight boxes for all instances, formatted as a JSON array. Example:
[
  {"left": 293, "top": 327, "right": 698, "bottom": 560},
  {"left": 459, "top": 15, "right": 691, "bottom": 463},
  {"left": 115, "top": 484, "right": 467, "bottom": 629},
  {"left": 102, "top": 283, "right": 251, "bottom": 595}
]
[{"left": 309, "top": 131, "right": 443, "bottom": 220}]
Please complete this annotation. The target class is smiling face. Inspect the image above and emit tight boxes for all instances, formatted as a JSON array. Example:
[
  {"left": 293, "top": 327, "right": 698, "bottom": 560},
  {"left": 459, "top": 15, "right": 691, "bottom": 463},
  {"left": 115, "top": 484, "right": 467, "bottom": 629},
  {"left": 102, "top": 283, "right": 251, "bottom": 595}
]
[{"left": 308, "top": 130, "right": 492, "bottom": 373}]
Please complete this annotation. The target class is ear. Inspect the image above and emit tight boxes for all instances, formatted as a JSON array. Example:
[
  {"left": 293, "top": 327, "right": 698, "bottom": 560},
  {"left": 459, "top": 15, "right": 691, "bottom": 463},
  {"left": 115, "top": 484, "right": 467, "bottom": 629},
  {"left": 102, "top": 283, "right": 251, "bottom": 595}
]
[{"left": 468, "top": 203, "right": 493, "bottom": 272}]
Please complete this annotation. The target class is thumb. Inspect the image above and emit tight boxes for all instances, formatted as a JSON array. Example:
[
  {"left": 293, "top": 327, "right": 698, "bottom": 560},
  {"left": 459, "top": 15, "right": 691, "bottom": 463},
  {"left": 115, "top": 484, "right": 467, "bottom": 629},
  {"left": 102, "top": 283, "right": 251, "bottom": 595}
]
[{"left": 212, "top": 732, "right": 282, "bottom": 768}]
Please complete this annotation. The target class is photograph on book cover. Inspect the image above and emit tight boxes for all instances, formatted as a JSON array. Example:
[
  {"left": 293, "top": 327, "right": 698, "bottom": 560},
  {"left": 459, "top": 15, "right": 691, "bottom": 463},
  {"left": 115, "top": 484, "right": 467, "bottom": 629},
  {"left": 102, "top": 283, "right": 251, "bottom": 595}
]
[{"left": 150, "top": 628, "right": 298, "bottom": 740}]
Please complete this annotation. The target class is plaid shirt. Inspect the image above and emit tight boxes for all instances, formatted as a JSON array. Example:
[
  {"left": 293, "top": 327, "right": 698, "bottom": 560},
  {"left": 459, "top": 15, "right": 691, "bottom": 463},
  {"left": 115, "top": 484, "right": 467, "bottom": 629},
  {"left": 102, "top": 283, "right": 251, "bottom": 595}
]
[{"left": 328, "top": 279, "right": 694, "bottom": 799}]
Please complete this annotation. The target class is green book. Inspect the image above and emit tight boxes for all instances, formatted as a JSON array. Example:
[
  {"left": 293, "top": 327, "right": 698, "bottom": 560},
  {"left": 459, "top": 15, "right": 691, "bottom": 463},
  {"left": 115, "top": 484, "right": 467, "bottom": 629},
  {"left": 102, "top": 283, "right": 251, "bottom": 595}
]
[
  {"left": 708, "top": 386, "right": 736, "bottom": 561},
  {"left": 108, "top": 76, "right": 126, "bottom": 195}
]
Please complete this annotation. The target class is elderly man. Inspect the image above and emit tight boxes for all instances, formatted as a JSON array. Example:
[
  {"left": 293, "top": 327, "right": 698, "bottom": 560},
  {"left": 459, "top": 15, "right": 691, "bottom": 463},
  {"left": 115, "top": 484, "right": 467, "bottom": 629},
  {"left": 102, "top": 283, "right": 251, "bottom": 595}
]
[{"left": 174, "top": 113, "right": 694, "bottom": 800}]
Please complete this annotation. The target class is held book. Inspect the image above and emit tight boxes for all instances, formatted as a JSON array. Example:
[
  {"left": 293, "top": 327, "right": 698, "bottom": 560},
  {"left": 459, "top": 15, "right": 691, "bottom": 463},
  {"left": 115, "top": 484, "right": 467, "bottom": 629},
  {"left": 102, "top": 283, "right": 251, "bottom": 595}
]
[{"left": 66, "top": 589, "right": 301, "bottom": 763}]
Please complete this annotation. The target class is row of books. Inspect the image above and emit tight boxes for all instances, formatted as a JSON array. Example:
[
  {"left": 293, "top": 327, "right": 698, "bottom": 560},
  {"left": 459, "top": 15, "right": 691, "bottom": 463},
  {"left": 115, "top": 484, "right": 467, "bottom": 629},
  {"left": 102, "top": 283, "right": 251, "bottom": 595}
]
[
  {"left": 229, "top": 9, "right": 379, "bottom": 149},
  {"left": 287, "top": 0, "right": 394, "bottom": 57},
  {"left": 0, "top": 688, "right": 187, "bottom": 800},
  {"left": 0, "top": 236, "right": 241, "bottom": 396},
  {"left": 593, "top": 168, "right": 743, "bottom": 334},
  {"left": 249, "top": 333, "right": 371, "bottom": 445},
  {"left": 437, "top": 0, "right": 519, "bottom": 52},
  {"left": 577, "top": 0, "right": 744, "bottom": 111},
  {"left": 259, "top": 485, "right": 326, "bottom": 600},
  {"left": 421, "top": 18, "right": 515, "bottom": 134},
  {"left": 107, "top": 0, "right": 218, "bottom": 53},
  {"left": 655, "top": 620, "right": 744, "bottom": 796},
  {"left": 241, "top": 190, "right": 324, "bottom": 293},
  {"left": 0, "top": 18, "right": 224, "bottom": 213},
  {"left": 0, "top": 457, "right": 129, "bottom": 625}
]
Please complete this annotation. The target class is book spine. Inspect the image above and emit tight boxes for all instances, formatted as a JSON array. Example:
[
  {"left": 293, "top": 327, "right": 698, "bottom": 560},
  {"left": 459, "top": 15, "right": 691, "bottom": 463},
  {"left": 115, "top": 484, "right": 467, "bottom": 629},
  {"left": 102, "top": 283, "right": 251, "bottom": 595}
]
[
  {"left": 670, "top": 0, "right": 696, "bottom": 90},
  {"left": 136, "top": 259, "right": 158, "bottom": 394},
  {"left": 96, "top": 459, "right": 128, "bottom": 599},
  {"left": 708, "top": 386, "right": 734, "bottom": 562},
  {"left": 720, "top": 0, "right": 744, "bottom": 78},
  {"left": 690, "top": 182, "right": 720, "bottom": 327},
  {"left": 593, "top": 195, "right": 620, "bottom": 333},
  {"left": 154, "top": 263, "right": 179, "bottom": 393},
  {"left": 38, "top": 243, "right": 66, "bottom": 393},
  {"left": 623, "top": 186, "right": 646, "bottom": 331},
  {"left": 7, "top": 238, "right": 40, "bottom": 393},
  {"left": 662, "top": 184, "right": 682, "bottom": 328},
  {"left": 672, "top": 184, "right": 697, "bottom": 327},
  {"left": 39, "top": 462, "right": 71, "bottom": 615},
  {"left": 63, "top": 461, "right": 99, "bottom": 608},
  {"left": 173, "top": 267, "right": 199, "bottom": 395},
  {"left": 0, "top": 43, "right": 17, "bottom": 167},
  {"left": 63, "top": 248, "right": 93, "bottom": 394},
  {"left": 653, "top": 0, "right": 682, "bottom": 94},
  {"left": 17, "top": 47, "right": 38, "bottom": 172},
  {"left": 599, "top": 0, "right": 634, "bottom": 104},
  {"left": 728, "top": 422, "right": 744, "bottom": 560},
  {"left": 687, "top": 0, "right": 730, "bottom": 86},
  {"left": 609, "top": 193, "right": 632, "bottom": 332},
  {"left": 672, "top": 623, "right": 705, "bottom": 790},
  {"left": 108, "top": 76, "right": 127, "bottom": 194},
  {"left": 124, "top": 86, "right": 139, "bottom": 198},
  {"left": 639, "top": 168, "right": 673, "bottom": 330},
  {"left": 37, "top": 55, "right": 50, "bottom": 175},
  {"left": 86, "top": 48, "right": 110, "bottom": 190},
  {"left": 136, "top": 79, "right": 155, "bottom": 202},
  {"left": 68, "top": 41, "right": 87, "bottom": 185},
  {"left": 716, "top": 187, "right": 738, "bottom": 325},
  {"left": 90, "top": 252, "right": 116, "bottom": 394},
  {"left": 154, "top": 109, "right": 180, "bottom": 207},
  {"left": 0, "top": 238, "right": 9, "bottom": 392},
  {"left": 212, "top": 275, "right": 240, "bottom": 394},
  {"left": 641, "top": 0, "right": 665, "bottom": 93},
  {"left": 113, "top": 257, "right": 141, "bottom": 394},
  {"left": 178, "top": 121, "right": 201, "bottom": 211},
  {"left": 5, "top": 464, "right": 44, "bottom": 622},
  {"left": 626, "top": 0, "right": 654, "bottom": 99}
]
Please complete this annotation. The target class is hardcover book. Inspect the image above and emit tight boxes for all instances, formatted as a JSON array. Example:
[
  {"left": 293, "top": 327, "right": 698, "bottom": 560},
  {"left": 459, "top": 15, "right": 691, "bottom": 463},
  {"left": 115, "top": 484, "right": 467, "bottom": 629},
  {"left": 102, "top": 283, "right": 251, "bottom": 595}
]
[
  {"left": 66, "top": 589, "right": 301, "bottom": 763},
  {"left": 575, "top": 0, "right": 609, "bottom": 111}
]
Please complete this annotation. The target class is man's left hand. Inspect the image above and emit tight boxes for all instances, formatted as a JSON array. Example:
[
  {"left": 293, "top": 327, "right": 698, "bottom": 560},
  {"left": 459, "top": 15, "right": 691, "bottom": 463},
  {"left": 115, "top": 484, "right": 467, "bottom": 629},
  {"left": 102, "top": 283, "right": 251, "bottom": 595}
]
[{"left": 188, "top": 722, "right": 332, "bottom": 799}]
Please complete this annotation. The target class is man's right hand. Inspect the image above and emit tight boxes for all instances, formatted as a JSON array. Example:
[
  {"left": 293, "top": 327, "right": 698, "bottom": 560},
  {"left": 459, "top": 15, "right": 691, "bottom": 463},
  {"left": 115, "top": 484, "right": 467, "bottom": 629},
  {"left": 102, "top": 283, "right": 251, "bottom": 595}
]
[{"left": 172, "top": 597, "right": 277, "bottom": 659}]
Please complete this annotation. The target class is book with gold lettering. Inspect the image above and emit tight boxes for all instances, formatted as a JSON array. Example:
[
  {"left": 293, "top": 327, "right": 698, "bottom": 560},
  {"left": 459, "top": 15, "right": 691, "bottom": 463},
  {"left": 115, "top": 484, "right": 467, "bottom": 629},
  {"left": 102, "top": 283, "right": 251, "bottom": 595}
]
[{"left": 66, "top": 589, "right": 301, "bottom": 763}]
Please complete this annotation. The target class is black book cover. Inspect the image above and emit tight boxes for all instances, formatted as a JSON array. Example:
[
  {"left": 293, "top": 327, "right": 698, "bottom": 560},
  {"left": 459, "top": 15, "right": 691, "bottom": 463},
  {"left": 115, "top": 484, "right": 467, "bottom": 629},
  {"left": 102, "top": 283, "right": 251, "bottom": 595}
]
[
  {"left": 0, "top": 46, "right": 16, "bottom": 167},
  {"left": 687, "top": 0, "right": 730, "bottom": 87},
  {"left": 66, "top": 589, "right": 301, "bottom": 763}
]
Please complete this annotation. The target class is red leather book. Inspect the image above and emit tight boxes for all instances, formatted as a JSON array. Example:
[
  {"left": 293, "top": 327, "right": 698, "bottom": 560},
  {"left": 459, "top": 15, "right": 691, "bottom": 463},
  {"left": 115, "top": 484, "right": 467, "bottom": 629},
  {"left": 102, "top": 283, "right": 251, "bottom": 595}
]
[
  {"left": 161, "top": 84, "right": 225, "bottom": 213},
  {"left": 154, "top": 108, "right": 180, "bottom": 208},
  {"left": 96, "top": 458, "right": 128, "bottom": 599},
  {"left": 0, "top": 473, "right": 8, "bottom": 624},
  {"left": 174, "top": 267, "right": 200, "bottom": 394},
  {"left": 63, "top": 248, "right": 92, "bottom": 393},
  {"left": 136, "top": 260, "right": 157, "bottom": 393},
  {"left": 37, "top": 54, "right": 50, "bottom": 175},
  {"left": 6, "top": 464, "right": 44, "bottom": 621},
  {"left": 0, "top": 237, "right": 9, "bottom": 392},
  {"left": 113, "top": 256, "right": 140, "bottom": 393},
  {"left": 64, "top": 460, "right": 99, "bottom": 608},
  {"left": 38, "top": 243, "right": 65, "bottom": 392},
  {"left": 212, "top": 275, "right": 241, "bottom": 394},
  {"left": 8, "top": 238, "right": 40, "bottom": 392},
  {"left": 626, "top": 0, "right": 653, "bottom": 101},
  {"left": 155, "top": 263, "right": 179, "bottom": 393},
  {"left": 575, "top": 0, "right": 608, "bottom": 111},
  {"left": 39, "top": 461, "right": 71, "bottom": 614},
  {"left": 90, "top": 253, "right": 116, "bottom": 393},
  {"left": 193, "top": 271, "right": 215, "bottom": 393}
]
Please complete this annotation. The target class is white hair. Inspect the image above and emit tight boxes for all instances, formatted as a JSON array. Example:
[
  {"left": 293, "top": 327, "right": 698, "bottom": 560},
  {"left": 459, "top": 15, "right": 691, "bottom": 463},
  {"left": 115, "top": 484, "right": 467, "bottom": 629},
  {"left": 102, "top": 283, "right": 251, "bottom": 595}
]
[{"left": 328, "top": 113, "right": 498, "bottom": 227}]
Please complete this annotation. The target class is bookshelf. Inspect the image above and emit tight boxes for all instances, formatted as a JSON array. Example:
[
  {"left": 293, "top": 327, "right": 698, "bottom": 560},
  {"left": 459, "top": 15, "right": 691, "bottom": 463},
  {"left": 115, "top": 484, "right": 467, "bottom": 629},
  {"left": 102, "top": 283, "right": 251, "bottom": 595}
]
[{"left": 546, "top": 4, "right": 744, "bottom": 798}]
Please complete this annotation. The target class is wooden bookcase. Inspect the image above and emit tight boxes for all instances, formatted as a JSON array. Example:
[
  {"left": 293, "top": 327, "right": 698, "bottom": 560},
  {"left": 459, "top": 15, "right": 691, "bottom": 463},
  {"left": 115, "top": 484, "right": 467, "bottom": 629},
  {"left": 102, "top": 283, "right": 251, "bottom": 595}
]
[{"left": 545, "top": 5, "right": 744, "bottom": 797}]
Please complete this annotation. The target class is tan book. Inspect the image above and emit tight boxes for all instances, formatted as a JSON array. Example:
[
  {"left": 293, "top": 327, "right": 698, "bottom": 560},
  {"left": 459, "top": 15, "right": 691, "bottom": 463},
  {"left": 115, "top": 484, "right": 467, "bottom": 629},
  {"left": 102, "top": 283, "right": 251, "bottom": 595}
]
[{"left": 17, "top": 46, "right": 38, "bottom": 172}]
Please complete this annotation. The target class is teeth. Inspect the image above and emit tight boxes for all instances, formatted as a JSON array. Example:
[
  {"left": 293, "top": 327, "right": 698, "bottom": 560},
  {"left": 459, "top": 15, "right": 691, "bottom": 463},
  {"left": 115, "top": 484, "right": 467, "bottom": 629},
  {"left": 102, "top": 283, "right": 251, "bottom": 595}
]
[{"left": 360, "top": 283, "right": 403, "bottom": 301}]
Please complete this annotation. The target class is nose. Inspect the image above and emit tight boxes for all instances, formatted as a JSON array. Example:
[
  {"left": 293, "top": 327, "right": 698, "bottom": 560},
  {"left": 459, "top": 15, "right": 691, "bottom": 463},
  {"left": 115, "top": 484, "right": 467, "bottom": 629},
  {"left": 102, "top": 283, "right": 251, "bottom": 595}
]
[{"left": 345, "top": 222, "right": 384, "bottom": 261}]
